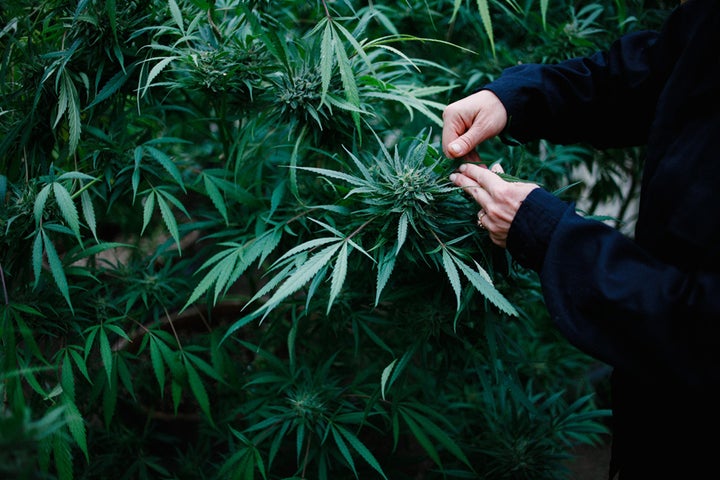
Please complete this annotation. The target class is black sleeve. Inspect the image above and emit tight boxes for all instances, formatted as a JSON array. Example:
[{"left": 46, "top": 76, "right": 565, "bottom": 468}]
[{"left": 483, "top": 26, "right": 680, "bottom": 148}]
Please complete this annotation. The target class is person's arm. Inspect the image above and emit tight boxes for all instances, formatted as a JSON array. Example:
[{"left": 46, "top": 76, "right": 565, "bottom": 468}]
[
  {"left": 508, "top": 189, "right": 720, "bottom": 389},
  {"left": 484, "top": 28, "right": 679, "bottom": 148}
]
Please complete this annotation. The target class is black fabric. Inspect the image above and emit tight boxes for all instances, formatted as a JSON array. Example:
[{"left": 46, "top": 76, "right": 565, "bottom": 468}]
[{"left": 484, "top": 0, "right": 720, "bottom": 476}]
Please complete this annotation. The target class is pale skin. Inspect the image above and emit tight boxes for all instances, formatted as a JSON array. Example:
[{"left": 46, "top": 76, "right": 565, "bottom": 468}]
[{"left": 443, "top": 90, "right": 539, "bottom": 248}]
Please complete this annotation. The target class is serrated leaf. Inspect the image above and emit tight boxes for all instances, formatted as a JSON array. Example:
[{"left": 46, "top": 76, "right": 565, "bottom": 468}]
[
  {"left": 319, "top": 20, "right": 334, "bottom": 101},
  {"left": 85, "top": 65, "right": 134, "bottom": 110},
  {"left": 260, "top": 242, "right": 342, "bottom": 316},
  {"left": 42, "top": 230, "right": 73, "bottom": 312},
  {"left": 32, "top": 232, "right": 43, "bottom": 288},
  {"left": 184, "top": 358, "right": 213, "bottom": 423},
  {"left": 99, "top": 327, "right": 113, "bottom": 382},
  {"left": 34, "top": 184, "right": 52, "bottom": 226},
  {"left": 375, "top": 247, "right": 396, "bottom": 306},
  {"left": 61, "top": 354, "right": 75, "bottom": 402},
  {"left": 401, "top": 406, "right": 471, "bottom": 468},
  {"left": 141, "top": 190, "right": 155, "bottom": 235},
  {"left": 380, "top": 358, "right": 397, "bottom": 401},
  {"left": 400, "top": 409, "right": 441, "bottom": 466},
  {"left": 80, "top": 190, "right": 98, "bottom": 241},
  {"left": 53, "top": 432, "right": 74, "bottom": 480},
  {"left": 334, "top": 424, "right": 388, "bottom": 480},
  {"left": 396, "top": 211, "right": 408, "bottom": 254},
  {"left": 102, "top": 363, "right": 118, "bottom": 427},
  {"left": 454, "top": 258, "right": 517, "bottom": 316},
  {"left": 63, "top": 397, "right": 88, "bottom": 460},
  {"left": 146, "top": 145, "right": 185, "bottom": 191},
  {"left": 141, "top": 56, "right": 179, "bottom": 97},
  {"left": 64, "top": 72, "right": 82, "bottom": 154},
  {"left": 203, "top": 174, "right": 228, "bottom": 224},
  {"left": 53, "top": 183, "right": 81, "bottom": 242},
  {"left": 330, "top": 426, "right": 357, "bottom": 473},
  {"left": 327, "top": 242, "right": 348, "bottom": 314},
  {"left": 477, "top": 0, "right": 495, "bottom": 55},
  {"left": 156, "top": 191, "right": 181, "bottom": 252},
  {"left": 168, "top": 0, "right": 184, "bottom": 32},
  {"left": 150, "top": 337, "right": 166, "bottom": 394},
  {"left": 442, "top": 249, "right": 462, "bottom": 309}
]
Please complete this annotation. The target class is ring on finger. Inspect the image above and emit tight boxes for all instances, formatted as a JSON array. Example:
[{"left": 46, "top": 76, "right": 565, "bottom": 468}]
[{"left": 477, "top": 210, "right": 487, "bottom": 230}]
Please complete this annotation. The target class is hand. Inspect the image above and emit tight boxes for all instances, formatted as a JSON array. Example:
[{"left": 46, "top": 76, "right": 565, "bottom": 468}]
[
  {"left": 442, "top": 90, "right": 508, "bottom": 162},
  {"left": 450, "top": 163, "right": 539, "bottom": 248}
]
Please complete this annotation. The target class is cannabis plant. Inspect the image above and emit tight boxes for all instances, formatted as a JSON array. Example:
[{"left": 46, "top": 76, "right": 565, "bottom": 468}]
[{"left": 1, "top": 0, "right": 668, "bottom": 478}]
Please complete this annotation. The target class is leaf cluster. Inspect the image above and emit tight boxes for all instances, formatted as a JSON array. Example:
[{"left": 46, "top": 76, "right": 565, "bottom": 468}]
[{"left": 0, "top": 0, "right": 667, "bottom": 478}]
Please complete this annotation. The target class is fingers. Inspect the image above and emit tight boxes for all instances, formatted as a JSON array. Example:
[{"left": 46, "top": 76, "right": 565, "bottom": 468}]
[{"left": 441, "top": 90, "right": 509, "bottom": 159}]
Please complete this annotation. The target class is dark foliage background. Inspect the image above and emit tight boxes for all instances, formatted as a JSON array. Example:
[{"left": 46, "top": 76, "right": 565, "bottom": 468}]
[{"left": 1, "top": 1, "right": 670, "bottom": 478}]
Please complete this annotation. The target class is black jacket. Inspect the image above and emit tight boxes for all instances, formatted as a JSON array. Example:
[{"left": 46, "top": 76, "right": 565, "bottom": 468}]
[{"left": 484, "top": 0, "right": 720, "bottom": 476}]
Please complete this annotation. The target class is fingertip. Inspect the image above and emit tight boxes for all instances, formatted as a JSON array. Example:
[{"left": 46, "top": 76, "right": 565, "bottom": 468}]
[{"left": 449, "top": 143, "right": 462, "bottom": 155}]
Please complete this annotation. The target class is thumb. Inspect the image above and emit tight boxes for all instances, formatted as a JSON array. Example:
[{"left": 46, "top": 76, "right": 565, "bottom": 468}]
[{"left": 448, "top": 128, "right": 487, "bottom": 158}]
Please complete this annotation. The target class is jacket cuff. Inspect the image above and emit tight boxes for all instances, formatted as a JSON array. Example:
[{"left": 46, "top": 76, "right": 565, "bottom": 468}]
[{"left": 506, "top": 188, "right": 570, "bottom": 272}]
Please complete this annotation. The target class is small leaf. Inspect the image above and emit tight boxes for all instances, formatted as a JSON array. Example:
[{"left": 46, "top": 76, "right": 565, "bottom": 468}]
[
  {"left": 34, "top": 184, "right": 52, "bottom": 226},
  {"left": 141, "top": 190, "right": 156, "bottom": 235},
  {"left": 203, "top": 174, "right": 228, "bottom": 224},
  {"left": 380, "top": 358, "right": 397, "bottom": 401},
  {"left": 146, "top": 145, "right": 185, "bottom": 191},
  {"left": 99, "top": 327, "right": 113, "bottom": 383},
  {"left": 327, "top": 242, "right": 348, "bottom": 313},
  {"left": 63, "top": 396, "right": 88, "bottom": 460},
  {"left": 42, "top": 230, "right": 73, "bottom": 312},
  {"left": 442, "top": 249, "right": 462, "bottom": 309},
  {"left": 184, "top": 358, "right": 213, "bottom": 423},
  {"left": 335, "top": 424, "right": 388, "bottom": 480},
  {"left": 168, "top": 0, "right": 184, "bottom": 32},
  {"left": 80, "top": 190, "right": 98, "bottom": 241},
  {"left": 150, "top": 337, "right": 166, "bottom": 394},
  {"left": 53, "top": 183, "right": 81, "bottom": 242}
]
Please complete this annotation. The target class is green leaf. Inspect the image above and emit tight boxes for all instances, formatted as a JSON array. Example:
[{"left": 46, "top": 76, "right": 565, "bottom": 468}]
[
  {"left": 42, "top": 229, "right": 73, "bottom": 312},
  {"left": 32, "top": 231, "right": 43, "bottom": 288},
  {"left": 146, "top": 145, "right": 185, "bottom": 191},
  {"left": 203, "top": 174, "right": 228, "bottom": 224},
  {"left": 156, "top": 189, "right": 183, "bottom": 253},
  {"left": 319, "top": 19, "right": 334, "bottom": 101},
  {"left": 85, "top": 65, "right": 135, "bottom": 110},
  {"left": 380, "top": 358, "right": 397, "bottom": 401},
  {"left": 140, "top": 55, "right": 180, "bottom": 97},
  {"left": 454, "top": 258, "right": 518, "bottom": 316},
  {"left": 61, "top": 354, "right": 75, "bottom": 402},
  {"left": 442, "top": 249, "right": 462, "bottom": 309},
  {"left": 53, "top": 431, "right": 74, "bottom": 480},
  {"left": 327, "top": 242, "right": 349, "bottom": 314},
  {"left": 334, "top": 424, "right": 388, "bottom": 480},
  {"left": 375, "top": 247, "right": 396, "bottom": 306},
  {"left": 63, "top": 396, "right": 88, "bottom": 460},
  {"left": 477, "top": 0, "right": 495, "bottom": 55},
  {"left": 99, "top": 327, "right": 113, "bottom": 383},
  {"left": 34, "top": 184, "right": 52, "bottom": 226},
  {"left": 260, "top": 242, "right": 342, "bottom": 316},
  {"left": 399, "top": 408, "right": 441, "bottom": 466},
  {"left": 80, "top": 190, "right": 98, "bottom": 241},
  {"left": 53, "top": 182, "right": 81, "bottom": 243},
  {"left": 330, "top": 426, "right": 357, "bottom": 474},
  {"left": 150, "top": 336, "right": 166, "bottom": 393},
  {"left": 396, "top": 211, "right": 408, "bottom": 254},
  {"left": 142, "top": 190, "right": 156, "bottom": 235},
  {"left": 401, "top": 406, "right": 471, "bottom": 468},
  {"left": 168, "top": 0, "right": 184, "bottom": 32},
  {"left": 184, "top": 357, "right": 213, "bottom": 424}
]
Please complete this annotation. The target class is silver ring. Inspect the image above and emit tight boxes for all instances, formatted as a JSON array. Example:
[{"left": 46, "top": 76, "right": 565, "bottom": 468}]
[{"left": 477, "top": 210, "right": 487, "bottom": 230}]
